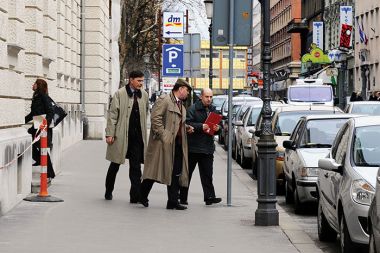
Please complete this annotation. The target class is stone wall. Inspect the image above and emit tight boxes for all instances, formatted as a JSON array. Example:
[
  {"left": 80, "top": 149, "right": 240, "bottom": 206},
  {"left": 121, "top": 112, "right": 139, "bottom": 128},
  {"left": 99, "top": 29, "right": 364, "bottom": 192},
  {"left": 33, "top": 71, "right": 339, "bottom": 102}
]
[{"left": 0, "top": 0, "right": 113, "bottom": 215}]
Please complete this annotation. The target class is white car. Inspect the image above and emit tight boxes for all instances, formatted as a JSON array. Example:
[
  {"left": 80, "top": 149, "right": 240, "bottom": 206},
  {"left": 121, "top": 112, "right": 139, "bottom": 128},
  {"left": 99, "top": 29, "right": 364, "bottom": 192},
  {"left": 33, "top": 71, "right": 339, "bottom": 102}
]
[
  {"left": 234, "top": 104, "right": 263, "bottom": 168},
  {"left": 283, "top": 114, "right": 359, "bottom": 213},
  {"left": 344, "top": 101, "right": 380, "bottom": 115},
  {"left": 317, "top": 116, "right": 380, "bottom": 253}
]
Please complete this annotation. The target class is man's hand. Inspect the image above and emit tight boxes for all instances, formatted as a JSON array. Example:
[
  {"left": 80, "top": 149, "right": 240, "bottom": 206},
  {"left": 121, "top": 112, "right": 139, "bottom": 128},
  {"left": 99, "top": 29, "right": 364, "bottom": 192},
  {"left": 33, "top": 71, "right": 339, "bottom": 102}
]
[
  {"left": 106, "top": 136, "right": 114, "bottom": 144},
  {"left": 186, "top": 124, "right": 194, "bottom": 134},
  {"left": 213, "top": 124, "right": 220, "bottom": 132},
  {"left": 202, "top": 124, "right": 210, "bottom": 131}
]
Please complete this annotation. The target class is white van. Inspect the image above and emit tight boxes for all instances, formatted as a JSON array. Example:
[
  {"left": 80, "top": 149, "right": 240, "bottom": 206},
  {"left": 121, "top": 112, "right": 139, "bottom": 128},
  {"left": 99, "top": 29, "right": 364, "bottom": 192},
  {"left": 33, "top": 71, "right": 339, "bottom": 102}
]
[{"left": 287, "top": 79, "right": 334, "bottom": 106}]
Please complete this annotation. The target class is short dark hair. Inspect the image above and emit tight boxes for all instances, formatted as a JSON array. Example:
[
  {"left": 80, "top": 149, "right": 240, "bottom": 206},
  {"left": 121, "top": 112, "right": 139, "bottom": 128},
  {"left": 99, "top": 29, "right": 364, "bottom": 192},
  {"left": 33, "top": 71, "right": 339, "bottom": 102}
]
[
  {"left": 173, "top": 78, "right": 192, "bottom": 91},
  {"left": 129, "top": 70, "right": 144, "bottom": 79}
]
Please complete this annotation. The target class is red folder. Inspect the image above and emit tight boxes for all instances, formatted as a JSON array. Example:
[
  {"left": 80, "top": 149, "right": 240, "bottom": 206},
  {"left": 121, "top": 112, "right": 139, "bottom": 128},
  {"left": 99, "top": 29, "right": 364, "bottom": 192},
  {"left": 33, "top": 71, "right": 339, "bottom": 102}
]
[{"left": 204, "top": 112, "right": 222, "bottom": 135}]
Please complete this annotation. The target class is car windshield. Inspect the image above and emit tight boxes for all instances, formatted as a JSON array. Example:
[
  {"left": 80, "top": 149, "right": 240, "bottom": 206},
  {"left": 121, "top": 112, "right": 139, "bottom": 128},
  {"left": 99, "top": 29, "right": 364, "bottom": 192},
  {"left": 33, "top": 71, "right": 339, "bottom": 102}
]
[
  {"left": 213, "top": 97, "right": 226, "bottom": 107},
  {"left": 353, "top": 126, "right": 380, "bottom": 167},
  {"left": 289, "top": 86, "right": 332, "bottom": 102},
  {"left": 275, "top": 110, "right": 337, "bottom": 136},
  {"left": 299, "top": 118, "right": 348, "bottom": 148},
  {"left": 351, "top": 103, "right": 380, "bottom": 115},
  {"left": 232, "top": 104, "right": 242, "bottom": 116},
  {"left": 247, "top": 108, "right": 262, "bottom": 126}
]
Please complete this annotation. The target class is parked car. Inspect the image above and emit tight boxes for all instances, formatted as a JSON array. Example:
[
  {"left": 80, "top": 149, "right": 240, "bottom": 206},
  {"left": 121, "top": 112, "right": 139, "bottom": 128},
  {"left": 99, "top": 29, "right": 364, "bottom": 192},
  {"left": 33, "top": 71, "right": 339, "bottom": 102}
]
[
  {"left": 368, "top": 167, "right": 380, "bottom": 253},
  {"left": 213, "top": 95, "right": 228, "bottom": 114},
  {"left": 283, "top": 114, "right": 359, "bottom": 213},
  {"left": 250, "top": 103, "right": 290, "bottom": 176},
  {"left": 234, "top": 104, "right": 263, "bottom": 168},
  {"left": 218, "top": 96, "right": 261, "bottom": 145},
  {"left": 317, "top": 116, "right": 380, "bottom": 253},
  {"left": 252, "top": 105, "right": 342, "bottom": 191},
  {"left": 232, "top": 101, "right": 261, "bottom": 158},
  {"left": 344, "top": 101, "right": 380, "bottom": 115},
  {"left": 287, "top": 79, "right": 334, "bottom": 106}
]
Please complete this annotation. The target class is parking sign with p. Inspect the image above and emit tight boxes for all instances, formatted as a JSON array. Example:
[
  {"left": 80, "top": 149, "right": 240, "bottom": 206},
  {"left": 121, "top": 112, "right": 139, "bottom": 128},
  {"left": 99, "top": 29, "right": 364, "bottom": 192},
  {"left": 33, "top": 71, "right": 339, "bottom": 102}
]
[{"left": 162, "top": 44, "right": 183, "bottom": 77}]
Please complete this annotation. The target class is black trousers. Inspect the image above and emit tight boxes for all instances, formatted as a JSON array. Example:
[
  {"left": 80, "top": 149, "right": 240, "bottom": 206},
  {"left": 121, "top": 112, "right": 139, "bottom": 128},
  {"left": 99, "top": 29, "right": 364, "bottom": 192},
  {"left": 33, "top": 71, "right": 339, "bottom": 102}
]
[
  {"left": 105, "top": 140, "right": 142, "bottom": 201},
  {"left": 180, "top": 152, "right": 215, "bottom": 202},
  {"left": 140, "top": 139, "right": 183, "bottom": 205}
]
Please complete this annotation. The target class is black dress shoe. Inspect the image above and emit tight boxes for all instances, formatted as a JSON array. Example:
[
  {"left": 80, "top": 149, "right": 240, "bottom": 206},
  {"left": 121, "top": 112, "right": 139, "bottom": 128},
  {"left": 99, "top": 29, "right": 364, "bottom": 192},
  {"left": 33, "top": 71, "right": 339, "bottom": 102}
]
[
  {"left": 205, "top": 197, "right": 222, "bottom": 205},
  {"left": 166, "top": 203, "right": 187, "bottom": 210},
  {"left": 130, "top": 199, "right": 139, "bottom": 204},
  {"left": 104, "top": 192, "right": 113, "bottom": 200},
  {"left": 138, "top": 199, "right": 149, "bottom": 207},
  {"left": 179, "top": 200, "right": 188, "bottom": 205}
]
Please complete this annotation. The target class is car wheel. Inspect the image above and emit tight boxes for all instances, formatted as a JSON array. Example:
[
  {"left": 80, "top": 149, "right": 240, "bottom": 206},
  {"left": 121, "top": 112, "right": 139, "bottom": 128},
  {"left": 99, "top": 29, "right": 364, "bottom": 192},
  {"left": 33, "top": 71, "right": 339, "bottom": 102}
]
[
  {"left": 285, "top": 180, "right": 293, "bottom": 204},
  {"left": 240, "top": 144, "right": 249, "bottom": 168},
  {"left": 218, "top": 131, "right": 224, "bottom": 144},
  {"left": 370, "top": 228, "right": 377, "bottom": 253},
  {"left": 252, "top": 156, "right": 258, "bottom": 179},
  {"left": 317, "top": 198, "right": 337, "bottom": 241},
  {"left": 293, "top": 184, "right": 303, "bottom": 214},
  {"left": 340, "top": 213, "right": 356, "bottom": 253},
  {"left": 232, "top": 138, "right": 236, "bottom": 159}
]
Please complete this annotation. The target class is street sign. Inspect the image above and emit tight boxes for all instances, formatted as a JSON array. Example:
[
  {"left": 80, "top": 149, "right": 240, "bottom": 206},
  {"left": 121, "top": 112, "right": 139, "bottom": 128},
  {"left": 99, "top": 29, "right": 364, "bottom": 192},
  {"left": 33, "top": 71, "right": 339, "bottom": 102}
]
[
  {"left": 162, "top": 77, "right": 177, "bottom": 93},
  {"left": 163, "top": 12, "right": 184, "bottom": 38},
  {"left": 184, "top": 33, "right": 201, "bottom": 78},
  {"left": 162, "top": 44, "right": 184, "bottom": 77}
]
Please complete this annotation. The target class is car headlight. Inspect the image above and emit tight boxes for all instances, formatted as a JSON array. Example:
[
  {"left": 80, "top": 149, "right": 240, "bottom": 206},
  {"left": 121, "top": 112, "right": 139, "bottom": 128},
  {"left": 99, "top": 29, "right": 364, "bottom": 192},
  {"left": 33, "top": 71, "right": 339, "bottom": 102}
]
[
  {"left": 298, "top": 167, "right": 319, "bottom": 177},
  {"left": 351, "top": 179, "right": 375, "bottom": 206}
]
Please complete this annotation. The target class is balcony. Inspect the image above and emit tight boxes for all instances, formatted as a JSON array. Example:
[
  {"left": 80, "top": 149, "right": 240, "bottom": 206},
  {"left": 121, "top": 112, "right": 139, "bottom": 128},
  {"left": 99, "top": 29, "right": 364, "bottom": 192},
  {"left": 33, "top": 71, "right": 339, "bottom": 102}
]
[{"left": 287, "top": 18, "right": 309, "bottom": 33}]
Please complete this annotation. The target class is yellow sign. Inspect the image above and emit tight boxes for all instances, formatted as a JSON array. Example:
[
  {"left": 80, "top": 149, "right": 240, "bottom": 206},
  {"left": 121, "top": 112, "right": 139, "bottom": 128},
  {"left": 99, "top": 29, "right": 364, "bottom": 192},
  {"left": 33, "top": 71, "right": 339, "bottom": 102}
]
[{"left": 301, "top": 43, "right": 330, "bottom": 64}]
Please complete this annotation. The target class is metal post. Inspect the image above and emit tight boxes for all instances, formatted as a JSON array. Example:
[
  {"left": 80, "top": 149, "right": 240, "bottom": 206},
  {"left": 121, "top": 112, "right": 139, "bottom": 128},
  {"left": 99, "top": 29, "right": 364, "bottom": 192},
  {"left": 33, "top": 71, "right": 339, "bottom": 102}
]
[
  {"left": 255, "top": 0, "right": 279, "bottom": 226},
  {"left": 226, "top": 0, "right": 234, "bottom": 206},
  {"left": 361, "top": 65, "right": 368, "bottom": 100},
  {"left": 208, "top": 21, "right": 213, "bottom": 89}
]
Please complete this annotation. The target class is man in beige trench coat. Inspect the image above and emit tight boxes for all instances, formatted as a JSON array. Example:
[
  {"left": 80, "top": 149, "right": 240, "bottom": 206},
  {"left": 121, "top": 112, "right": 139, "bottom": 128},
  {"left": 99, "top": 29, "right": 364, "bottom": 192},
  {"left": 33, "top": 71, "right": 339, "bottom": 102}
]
[
  {"left": 139, "top": 79, "right": 194, "bottom": 210},
  {"left": 104, "top": 70, "right": 148, "bottom": 202}
]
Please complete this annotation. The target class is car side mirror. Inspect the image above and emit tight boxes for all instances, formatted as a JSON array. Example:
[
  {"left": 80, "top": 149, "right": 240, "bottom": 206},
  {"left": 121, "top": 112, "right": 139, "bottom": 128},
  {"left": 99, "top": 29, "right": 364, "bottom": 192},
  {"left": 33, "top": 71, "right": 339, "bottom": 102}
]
[
  {"left": 283, "top": 97, "right": 288, "bottom": 103},
  {"left": 318, "top": 158, "right": 343, "bottom": 174},
  {"left": 283, "top": 140, "right": 296, "bottom": 150},
  {"left": 249, "top": 128, "right": 256, "bottom": 135}
]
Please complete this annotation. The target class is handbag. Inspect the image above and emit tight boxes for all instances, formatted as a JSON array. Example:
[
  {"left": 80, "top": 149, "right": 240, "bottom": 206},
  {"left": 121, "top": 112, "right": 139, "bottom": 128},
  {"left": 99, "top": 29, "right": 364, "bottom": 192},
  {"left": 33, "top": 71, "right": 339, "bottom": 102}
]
[{"left": 48, "top": 97, "right": 67, "bottom": 127}]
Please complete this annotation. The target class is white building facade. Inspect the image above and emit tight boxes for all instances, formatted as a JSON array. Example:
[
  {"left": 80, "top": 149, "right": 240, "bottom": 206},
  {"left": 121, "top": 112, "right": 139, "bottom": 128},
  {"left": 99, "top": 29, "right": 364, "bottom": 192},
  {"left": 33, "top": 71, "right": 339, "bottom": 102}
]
[
  {"left": 354, "top": 0, "right": 380, "bottom": 98},
  {"left": 0, "top": 0, "right": 119, "bottom": 215}
]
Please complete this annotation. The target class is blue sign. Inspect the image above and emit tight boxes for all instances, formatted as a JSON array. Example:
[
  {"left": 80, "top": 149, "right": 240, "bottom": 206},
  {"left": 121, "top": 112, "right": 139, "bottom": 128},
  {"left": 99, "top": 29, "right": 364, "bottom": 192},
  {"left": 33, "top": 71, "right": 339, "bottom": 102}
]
[{"left": 162, "top": 44, "right": 183, "bottom": 77}]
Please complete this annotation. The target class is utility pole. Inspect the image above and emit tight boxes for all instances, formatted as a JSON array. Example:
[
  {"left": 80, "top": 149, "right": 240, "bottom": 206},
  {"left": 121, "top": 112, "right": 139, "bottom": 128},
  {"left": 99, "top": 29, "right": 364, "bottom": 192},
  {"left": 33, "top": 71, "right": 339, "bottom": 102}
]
[
  {"left": 255, "top": 0, "right": 279, "bottom": 226},
  {"left": 158, "top": 10, "right": 162, "bottom": 92}
]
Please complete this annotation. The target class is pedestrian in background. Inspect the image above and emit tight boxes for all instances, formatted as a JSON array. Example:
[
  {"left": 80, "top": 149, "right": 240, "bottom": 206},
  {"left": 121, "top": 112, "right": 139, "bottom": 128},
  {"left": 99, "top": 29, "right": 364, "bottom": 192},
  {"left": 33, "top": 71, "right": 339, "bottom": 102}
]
[
  {"left": 104, "top": 70, "right": 148, "bottom": 202},
  {"left": 139, "top": 79, "right": 194, "bottom": 210},
  {"left": 25, "top": 79, "right": 55, "bottom": 179},
  {"left": 179, "top": 88, "right": 222, "bottom": 206}
]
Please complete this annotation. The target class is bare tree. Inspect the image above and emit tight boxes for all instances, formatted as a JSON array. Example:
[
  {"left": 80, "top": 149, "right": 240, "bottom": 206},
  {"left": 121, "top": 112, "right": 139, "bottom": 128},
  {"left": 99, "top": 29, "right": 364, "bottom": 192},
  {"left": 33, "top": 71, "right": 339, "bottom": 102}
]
[{"left": 119, "top": 0, "right": 205, "bottom": 86}]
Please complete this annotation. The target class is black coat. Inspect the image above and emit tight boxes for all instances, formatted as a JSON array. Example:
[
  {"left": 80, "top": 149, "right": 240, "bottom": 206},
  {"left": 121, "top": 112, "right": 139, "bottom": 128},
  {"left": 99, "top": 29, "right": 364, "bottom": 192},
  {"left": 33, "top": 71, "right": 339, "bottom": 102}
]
[
  {"left": 25, "top": 92, "right": 54, "bottom": 147},
  {"left": 186, "top": 100, "right": 220, "bottom": 154}
]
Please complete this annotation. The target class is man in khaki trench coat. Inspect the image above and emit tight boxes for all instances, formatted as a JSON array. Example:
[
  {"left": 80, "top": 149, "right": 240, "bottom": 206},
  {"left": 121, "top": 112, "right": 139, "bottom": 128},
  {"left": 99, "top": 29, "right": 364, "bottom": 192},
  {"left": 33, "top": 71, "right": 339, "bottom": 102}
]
[
  {"left": 104, "top": 70, "right": 148, "bottom": 202},
  {"left": 140, "top": 79, "right": 193, "bottom": 210}
]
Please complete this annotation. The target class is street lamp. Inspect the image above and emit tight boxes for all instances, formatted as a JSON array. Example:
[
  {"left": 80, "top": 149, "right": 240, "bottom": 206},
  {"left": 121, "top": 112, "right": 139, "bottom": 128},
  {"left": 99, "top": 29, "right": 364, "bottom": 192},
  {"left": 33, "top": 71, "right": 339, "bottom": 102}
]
[
  {"left": 204, "top": 0, "right": 213, "bottom": 89},
  {"left": 255, "top": 0, "right": 279, "bottom": 226}
]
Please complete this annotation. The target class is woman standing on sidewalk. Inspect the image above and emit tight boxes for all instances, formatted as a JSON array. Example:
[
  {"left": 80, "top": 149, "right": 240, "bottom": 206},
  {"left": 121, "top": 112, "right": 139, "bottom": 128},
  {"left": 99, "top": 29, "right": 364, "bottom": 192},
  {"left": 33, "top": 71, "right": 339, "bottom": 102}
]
[{"left": 25, "top": 79, "right": 55, "bottom": 179}]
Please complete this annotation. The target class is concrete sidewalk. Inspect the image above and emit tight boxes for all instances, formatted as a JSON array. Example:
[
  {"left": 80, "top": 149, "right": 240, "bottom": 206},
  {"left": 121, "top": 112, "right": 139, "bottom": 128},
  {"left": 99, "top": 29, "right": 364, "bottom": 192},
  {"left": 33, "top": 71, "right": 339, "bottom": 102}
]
[{"left": 0, "top": 140, "right": 321, "bottom": 253}]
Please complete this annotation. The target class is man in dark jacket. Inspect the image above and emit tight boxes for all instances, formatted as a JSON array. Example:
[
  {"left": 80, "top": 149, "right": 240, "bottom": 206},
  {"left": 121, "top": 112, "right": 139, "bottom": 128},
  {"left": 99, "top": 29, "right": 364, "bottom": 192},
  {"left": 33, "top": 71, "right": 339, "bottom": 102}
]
[{"left": 179, "top": 88, "right": 222, "bottom": 205}]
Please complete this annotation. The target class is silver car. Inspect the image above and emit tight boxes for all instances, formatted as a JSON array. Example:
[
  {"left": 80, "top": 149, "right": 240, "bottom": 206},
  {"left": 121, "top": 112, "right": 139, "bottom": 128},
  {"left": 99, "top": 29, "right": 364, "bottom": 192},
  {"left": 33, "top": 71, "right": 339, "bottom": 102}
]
[
  {"left": 368, "top": 168, "right": 380, "bottom": 253},
  {"left": 317, "top": 116, "right": 380, "bottom": 253},
  {"left": 283, "top": 114, "right": 359, "bottom": 213},
  {"left": 344, "top": 101, "right": 380, "bottom": 115}
]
